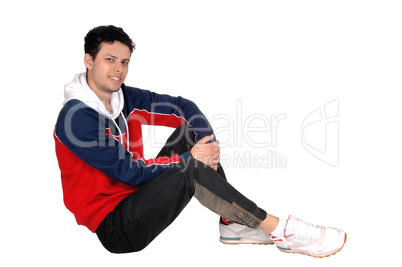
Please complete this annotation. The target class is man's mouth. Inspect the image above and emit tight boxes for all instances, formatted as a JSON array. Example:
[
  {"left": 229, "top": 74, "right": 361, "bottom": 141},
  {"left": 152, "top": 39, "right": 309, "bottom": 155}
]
[{"left": 110, "top": 76, "right": 121, "bottom": 81}]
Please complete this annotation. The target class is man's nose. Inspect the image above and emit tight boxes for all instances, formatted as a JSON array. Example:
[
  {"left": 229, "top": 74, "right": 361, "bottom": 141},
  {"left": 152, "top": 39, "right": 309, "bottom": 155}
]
[{"left": 114, "top": 62, "right": 123, "bottom": 72}]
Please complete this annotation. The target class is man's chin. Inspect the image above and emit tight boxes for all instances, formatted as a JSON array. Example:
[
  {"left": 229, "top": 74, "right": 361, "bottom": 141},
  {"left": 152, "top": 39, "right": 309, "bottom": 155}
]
[{"left": 106, "top": 85, "right": 122, "bottom": 93}]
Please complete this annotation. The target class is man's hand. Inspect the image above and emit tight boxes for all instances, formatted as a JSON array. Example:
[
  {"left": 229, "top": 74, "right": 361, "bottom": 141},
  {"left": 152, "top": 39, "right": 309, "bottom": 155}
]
[{"left": 190, "top": 135, "right": 220, "bottom": 171}]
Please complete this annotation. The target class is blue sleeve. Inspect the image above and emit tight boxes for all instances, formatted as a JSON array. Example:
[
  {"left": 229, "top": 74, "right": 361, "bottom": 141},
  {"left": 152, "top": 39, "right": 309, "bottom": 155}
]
[
  {"left": 55, "top": 100, "right": 179, "bottom": 186},
  {"left": 125, "top": 85, "right": 215, "bottom": 142}
]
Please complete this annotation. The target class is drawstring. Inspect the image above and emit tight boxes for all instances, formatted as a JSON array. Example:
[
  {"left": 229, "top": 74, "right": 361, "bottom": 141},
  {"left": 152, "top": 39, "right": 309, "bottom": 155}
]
[
  {"left": 122, "top": 111, "right": 129, "bottom": 152},
  {"left": 110, "top": 112, "right": 130, "bottom": 152}
]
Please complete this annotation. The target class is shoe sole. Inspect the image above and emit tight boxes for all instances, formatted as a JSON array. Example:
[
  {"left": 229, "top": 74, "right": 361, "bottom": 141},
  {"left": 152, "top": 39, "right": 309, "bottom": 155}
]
[
  {"left": 220, "top": 238, "right": 275, "bottom": 246},
  {"left": 278, "top": 233, "right": 348, "bottom": 258}
]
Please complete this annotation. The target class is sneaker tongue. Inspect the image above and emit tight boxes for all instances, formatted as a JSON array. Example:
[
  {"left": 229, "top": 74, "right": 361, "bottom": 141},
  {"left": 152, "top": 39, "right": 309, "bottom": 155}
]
[{"left": 284, "top": 216, "right": 300, "bottom": 235}]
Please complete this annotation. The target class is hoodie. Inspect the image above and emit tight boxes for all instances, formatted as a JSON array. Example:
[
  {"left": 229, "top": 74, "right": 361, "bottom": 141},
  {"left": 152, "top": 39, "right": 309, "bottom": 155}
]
[
  {"left": 63, "top": 73, "right": 125, "bottom": 120},
  {"left": 54, "top": 73, "right": 214, "bottom": 232}
]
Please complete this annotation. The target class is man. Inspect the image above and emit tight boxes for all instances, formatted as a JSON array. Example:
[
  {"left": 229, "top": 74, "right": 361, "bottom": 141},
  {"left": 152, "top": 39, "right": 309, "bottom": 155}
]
[{"left": 54, "top": 25, "right": 346, "bottom": 257}]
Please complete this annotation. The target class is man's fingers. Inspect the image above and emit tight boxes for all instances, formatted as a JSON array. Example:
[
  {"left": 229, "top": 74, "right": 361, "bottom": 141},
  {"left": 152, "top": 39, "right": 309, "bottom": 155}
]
[
  {"left": 191, "top": 134, "right": 221, "bottom": 171},
  {"left": 211, "top": 157, "right": 220, "bottom": 165}
]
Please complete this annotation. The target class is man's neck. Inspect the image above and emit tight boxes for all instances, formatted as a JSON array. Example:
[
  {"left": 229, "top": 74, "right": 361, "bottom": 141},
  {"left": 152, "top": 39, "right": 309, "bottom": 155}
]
[
  {"left": 86, "top": 75, "right": 113, "bottom": 114},
  {"left": 104, "top": 100, "right": 113, "bottom": 115}
]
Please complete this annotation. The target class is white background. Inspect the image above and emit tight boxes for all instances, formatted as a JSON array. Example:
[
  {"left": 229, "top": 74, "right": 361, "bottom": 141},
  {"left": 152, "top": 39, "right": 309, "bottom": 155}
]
[{"left": 1, "top": 0, "right": 401, "bottom": 266}]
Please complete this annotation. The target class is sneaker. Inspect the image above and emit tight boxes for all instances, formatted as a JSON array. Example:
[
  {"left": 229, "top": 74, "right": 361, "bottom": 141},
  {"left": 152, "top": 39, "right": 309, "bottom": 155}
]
[
  {"left": 219, "top": 218, "right": 274, "bottom": 245},
  {"left": 270, "top": 215, "right": 347, "bottom": 258}
]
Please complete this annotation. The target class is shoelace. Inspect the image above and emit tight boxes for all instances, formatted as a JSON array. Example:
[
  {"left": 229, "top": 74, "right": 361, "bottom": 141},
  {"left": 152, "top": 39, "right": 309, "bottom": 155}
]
[
  {"left": 293, "top": 220, "right": 322, "bottom": 243},
  {"left": 270, "top": 219, "right": 322, "bottom": 250},
  {"left": 270, "top": 234, "right": 292, "bottom": 250}
]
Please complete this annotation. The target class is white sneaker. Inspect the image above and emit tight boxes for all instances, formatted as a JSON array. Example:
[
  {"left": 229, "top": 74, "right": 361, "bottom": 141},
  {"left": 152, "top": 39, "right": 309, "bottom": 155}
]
[
  {"left": 219, "top": 219, "right": 274, "bottom": 245},
  {"left": 270, "top": 215, "right": 347, "bottom": 258}
]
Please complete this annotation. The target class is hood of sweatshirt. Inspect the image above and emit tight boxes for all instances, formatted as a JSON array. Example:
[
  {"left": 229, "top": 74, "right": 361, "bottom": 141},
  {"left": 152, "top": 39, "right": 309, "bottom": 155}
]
[{"left": 63, "top": 73, "right": 124, "bottom": 120}]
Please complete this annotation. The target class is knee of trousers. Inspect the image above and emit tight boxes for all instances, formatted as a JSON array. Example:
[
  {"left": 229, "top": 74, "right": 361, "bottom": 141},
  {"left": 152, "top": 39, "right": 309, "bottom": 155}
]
[{"left": 184, "top": 159, "right": 265, "bottom": 229}]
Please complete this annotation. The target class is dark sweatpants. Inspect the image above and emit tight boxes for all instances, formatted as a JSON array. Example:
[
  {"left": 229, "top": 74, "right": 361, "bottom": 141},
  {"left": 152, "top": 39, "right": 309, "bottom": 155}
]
[{"left": 95, "top": 124, "right": 266, "bottom": 253}]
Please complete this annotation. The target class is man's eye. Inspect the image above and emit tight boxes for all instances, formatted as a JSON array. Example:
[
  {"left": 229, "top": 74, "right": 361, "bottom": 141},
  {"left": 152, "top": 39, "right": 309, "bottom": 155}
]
[
  {"left": 122, "top": 61, "right": 129, "bottom": 65},
  {"left": 106, "top": 58, "right": 114, "bottom": 62}
]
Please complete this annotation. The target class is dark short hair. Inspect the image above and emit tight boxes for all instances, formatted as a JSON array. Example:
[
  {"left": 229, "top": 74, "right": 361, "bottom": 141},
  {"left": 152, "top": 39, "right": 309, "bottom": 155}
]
[{"left": 84, "top": 25, "right": 135, "bottom": 59}]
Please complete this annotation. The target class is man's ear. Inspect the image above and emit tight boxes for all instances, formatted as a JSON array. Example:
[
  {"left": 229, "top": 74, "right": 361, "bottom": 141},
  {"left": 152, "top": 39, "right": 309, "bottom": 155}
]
[{"left": 84, "top": 53, "right": 94, "bottom": 70}]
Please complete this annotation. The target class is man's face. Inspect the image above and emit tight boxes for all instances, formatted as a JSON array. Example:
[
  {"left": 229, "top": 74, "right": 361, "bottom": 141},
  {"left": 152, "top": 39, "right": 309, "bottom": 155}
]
[{"left": 85, "top": 41, "right": 131, "bottom": 98}]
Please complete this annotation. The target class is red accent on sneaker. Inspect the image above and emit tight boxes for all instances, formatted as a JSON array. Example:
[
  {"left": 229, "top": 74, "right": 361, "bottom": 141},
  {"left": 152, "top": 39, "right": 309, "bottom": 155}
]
[
  {"left": 222, "top": 217, "right": 235, "bottom": 225},
  {"left": 285, "top": 234, "right": 294, "bottom": 239}
]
